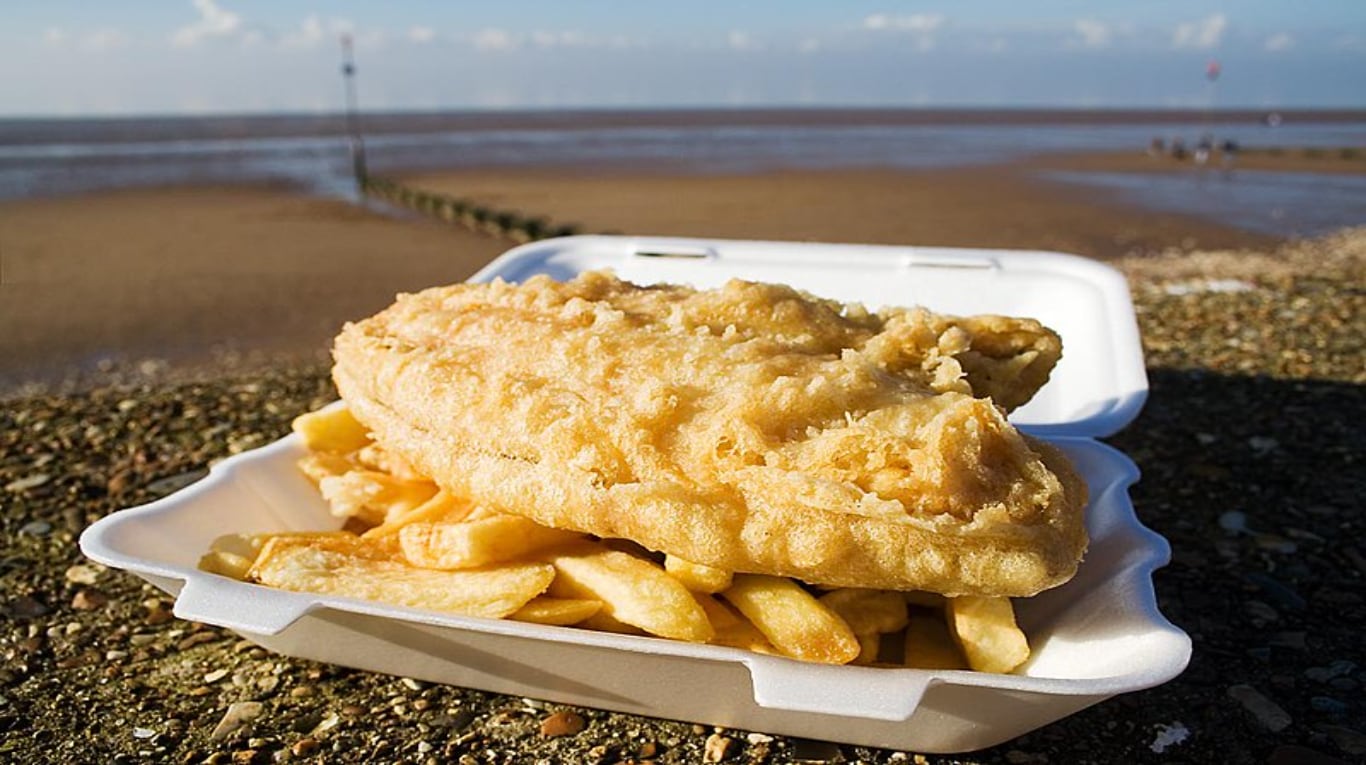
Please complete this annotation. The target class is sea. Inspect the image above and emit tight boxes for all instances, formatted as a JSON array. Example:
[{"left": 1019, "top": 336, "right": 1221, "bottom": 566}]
[{"left": 2, "top": 108, "right": 1364, "bottom": 237}]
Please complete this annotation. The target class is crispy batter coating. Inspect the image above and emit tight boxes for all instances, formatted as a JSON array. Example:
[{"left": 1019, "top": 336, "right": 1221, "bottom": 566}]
[{"left": 333, "top": 271, "right": 1086, "bottom": 597}]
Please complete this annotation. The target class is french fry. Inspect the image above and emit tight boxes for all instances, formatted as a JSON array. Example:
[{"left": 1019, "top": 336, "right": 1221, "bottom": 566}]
[
  {"left": 546, "top": 542, "right": 714, "bottom": 643},
  {"left": 720, "top": 575, "right": 860, "bottom": 664},
  {"left": 904, "top": 610, "right": 968, "bottom": 670},
  {"left": 250, "top": 536, "right": 554, "bottom": 618},
  {"left": 292, "top": 406, "right": 372, "bottom": 454},
  {"left": 694, "top": 593, "right": 775, "bottom": 654},
  {"left": 318, "top": 470, "right": 438, "bottom": 525},
  {"left": 297, "top": 453, "right": 355, "bottom": 485},
  {"left": 664, "top": 555, "right": 733, "bottom": 593},
  {"left": 400, "top": 515, "right": 583, "bottom": 570},
  {"left": 818, "top": 589, "right": 909, "bottom": 635},
  {"left": 354, "top": 442, "right": 424, "bottom": 481},
  {"left": 946, "top": 596, "right": 1030, "bottom": 674},
  {"left": 361, "top": 491, "right": 470, "bottom": 540},
  {"left": 509, "top": 597, "right": 603, "bottom": 626},
  {"left": 197, "top": 550, "right": 255, "bottom": 580},
  {"left": 576, "top": 610, "right": 646, "bottom": 635}
]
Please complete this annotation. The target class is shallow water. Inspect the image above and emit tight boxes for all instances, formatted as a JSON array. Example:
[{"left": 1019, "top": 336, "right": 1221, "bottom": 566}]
[
  {"left": 1042, "top": 169, "right": 1366, "bottom": 238},
  {"left": 2, "top": 111, "right": 1363, "bottom": 235}
]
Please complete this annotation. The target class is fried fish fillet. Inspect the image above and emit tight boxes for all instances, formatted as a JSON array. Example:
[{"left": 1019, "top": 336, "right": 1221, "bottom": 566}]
[{"left": 333, "top": 271, "right": 1087, "bottom": 597}]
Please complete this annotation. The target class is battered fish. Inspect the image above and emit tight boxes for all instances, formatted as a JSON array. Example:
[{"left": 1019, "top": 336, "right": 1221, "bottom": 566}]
[{"left": 333, "top": 271, "right": 1087, "bottom": 597}]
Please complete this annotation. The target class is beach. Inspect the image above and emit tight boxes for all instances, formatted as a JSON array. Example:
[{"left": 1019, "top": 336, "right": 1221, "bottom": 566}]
[
  {"left": 1, "top": 113, "right": 1364, "bottom": 763},
  {"left": 0, "top": 185, "right": 505, "bottom": 395},
  {"left": 8, "top": 147, "right": 1335, "bottom": 395}
]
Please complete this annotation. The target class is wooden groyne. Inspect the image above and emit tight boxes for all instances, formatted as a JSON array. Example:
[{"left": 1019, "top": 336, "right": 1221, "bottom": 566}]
[{"left": 361, "top": 176, "right": 581, "bottom": 243}]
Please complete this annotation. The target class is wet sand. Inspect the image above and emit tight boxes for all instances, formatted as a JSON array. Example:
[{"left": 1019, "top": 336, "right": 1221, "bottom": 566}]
[
  {"left": 401, "top": 163, "right": 1277, "bottom": 259},
  {"left": 0, "top": 186, "right": 506, "bottom": 394}
]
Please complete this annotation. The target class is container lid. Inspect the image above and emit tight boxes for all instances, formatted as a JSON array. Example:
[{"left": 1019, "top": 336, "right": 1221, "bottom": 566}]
[{"left": 472, "top": 236, "right": 1148, "bottom": 438}]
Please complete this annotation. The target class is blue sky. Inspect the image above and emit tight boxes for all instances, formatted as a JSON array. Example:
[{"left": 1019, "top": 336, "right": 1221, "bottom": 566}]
[{"left": 3, "top": 1, "right": 1364, "bottom": 115}]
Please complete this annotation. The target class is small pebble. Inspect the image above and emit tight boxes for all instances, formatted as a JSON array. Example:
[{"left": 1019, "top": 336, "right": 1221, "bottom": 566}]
[
  {"left": 1310, "top": 696, "right": 1349, "bottom": 715},
  {"left": 539, "top": 710, "right": 586, "bottom": 737},
  {"left": 210, "top": 701, "right": 264, "bottom": 741},
  {"left": 1306, "top": 660, "right": 1356, "bottom": 683},
  {"left": 6, "top": 473, "right": 51, "bottom": 492},
  {"left": 400, "top": 677, "right": 425, "bottom": 691},
  {"left": 703, "top": 733, "right": 734, "bottom": 763},
  {"left": 64, "top": 564, "right": 103, "bottom": 585},
  {"left": 71, "top": 589, "right": 108, "bottom": 611},
  {"left": 291, "top": 739, "right": 320, "bottom": 757},
  {"left": 133, "top": 727, "right": 156, "bottom": 739},
  {"left": 204, "top": 669, "right": 229, "bottom": 684},
  {"left": 1319, "top": 725, "right": 1366, "bottom": 756},
  {"left": 19, "top": 520, "right": 52, "bottom": 536},
  {"left": 1227, "top": 684, "right": 1292, "bottom": 732}
]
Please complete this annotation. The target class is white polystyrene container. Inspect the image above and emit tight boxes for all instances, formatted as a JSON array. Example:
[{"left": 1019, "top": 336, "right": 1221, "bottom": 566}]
[{"left": 80, "top": 236, "right": 1189, "bottom": 753}]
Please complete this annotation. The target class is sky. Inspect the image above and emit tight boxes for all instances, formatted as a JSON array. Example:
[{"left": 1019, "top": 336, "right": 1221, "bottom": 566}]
[{"left": 3, "top": 1, "right": 1365, "bottom": 116}]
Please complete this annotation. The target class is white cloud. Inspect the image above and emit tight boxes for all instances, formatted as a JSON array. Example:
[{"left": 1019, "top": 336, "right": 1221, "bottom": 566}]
[
  {"left": 798, "top": 38, "right": 821, "bottom": 54},
  {"left": 862, "top": 13, "right": 943, "bottom": 51},
  {"left": 170, "top": 0, "right": 241, "bottom": 48},
  {"left": 473, "top": 28, "right": 518, "bottom": 52},
  {"left": 79, "top": 28, "right": 129, "bottom": 53},
  {"left": 43, "top": 27, "right": 67, "bottom": 47},
  {"left": 863, "top": 14, "right": 943, "bottom": 33},
  {"left": 1264, "top": 33, "right": 1294, "bottom": 52},
  {"left": 408, "top": 26, "right": 435, "bottom": 44},
  {"left": 727, "top": 30, "right": 760, "bottom": 51},
  {"left": 1073, "top": 19, "right": 1111, "bottom": 49},
  {"left": 1172, "top": 14, "right": 1227, "bottom": 49},
  {"left": 281, "top": 15, "right": 357, "bottom": 49}
]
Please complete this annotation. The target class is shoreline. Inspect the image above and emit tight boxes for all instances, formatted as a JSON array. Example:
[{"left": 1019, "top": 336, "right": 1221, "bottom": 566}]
[
  {"left": 3, "top": 147, "right": 1360, "bottom": 396},
  {"left": 5, "top": 107, "right": 1364, "bottom": 144}
]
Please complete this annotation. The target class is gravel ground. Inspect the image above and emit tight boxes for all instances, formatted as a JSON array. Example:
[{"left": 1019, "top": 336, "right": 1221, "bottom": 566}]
[{"left": 2, "top": 233, "right": 1363, "bottom": 764}]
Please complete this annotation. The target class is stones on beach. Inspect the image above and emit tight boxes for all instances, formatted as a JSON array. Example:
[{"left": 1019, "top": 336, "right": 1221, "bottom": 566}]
[
  {"left": 539, "top": 710, "right": 586, "bottom": 737},
  {"left": 703, "top": 732, "right": 736, "bottom": 762},
  {"left": 5, "top": 473, "right": 51, "bottom": 493},
  {"left": 210, "top": 701, "right": 264, "bottom": 742},
  {"left": 70, "top": 589, "right": 108, "bottom": 611},
  {"left": 1227, "top": 684, "right": 1292, "bottom": 732}
]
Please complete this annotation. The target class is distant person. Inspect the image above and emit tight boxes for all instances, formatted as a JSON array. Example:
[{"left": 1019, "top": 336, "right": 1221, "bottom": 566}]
[
  {"left": 1221, "top": 139, "right": 1240, "bottom": 168},
  {"left": 1169, "top": 138, "right": 1187, "bottom": 160},
  {"left": 1194, "top": 135, "right": 1213, "bottom": 166},
  {"left": 1148, "top": 137, "right": 1166, "bottom": 157}
]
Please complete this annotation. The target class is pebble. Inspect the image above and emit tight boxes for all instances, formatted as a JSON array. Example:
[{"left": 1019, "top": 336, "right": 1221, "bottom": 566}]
[
  {"left": 290, "top": 738, "right": 320, "bottom": 757},
  {"left": 71, "top": 589, "right": 108, "bottom": 611},
  {"left": 8, "top": 595, "right": 49, "bottom": 618},
  {"left": 703, "top": 733, "right": 734, "bottom": 763},
  {"left": 539, "top": 710, "right": 586, "bottom": 737},
  {"left": 204, "top": 669, "right": 229, "bottom": 684},
  {"left": 1305, "top": 660, "right": 1356, "bottom": 683},
  {"left": 1227, "top": 684, "right": 1292, "bottom": 732},
  {"left": 1319, "top": 725, "right": 1366, "bottom": 756},
  {"left": 5, "top": 473, "right": 51, "bottom": 492},
  {"left": 210, "top": 701, "right": 264, "bottom": 741},
  {"left": 19, "top": 520, "right": 52, "bottom": 536},
  {"left": 400, "top": 677, "right": 426, "bottom": 691},
  {"left": 146, "top": 469, "right": 208, "bottom": 497},
  {"left": 1310, "top": 696, "right": 1349, "bottom": 715},
  {"left": 133, "top": 727, "right": 156, "bottom": 739},
  {"left": 64, "top": 564, "right": 103, "bottom": 585}
]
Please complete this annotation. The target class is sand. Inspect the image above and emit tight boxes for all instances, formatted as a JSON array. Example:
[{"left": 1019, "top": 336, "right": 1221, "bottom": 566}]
[
  {"left": 0, "top": 186, "right": 506, "bottom": 393},
  {"left": 400, "top": 163, "right": 1276, "bottom": 260}
]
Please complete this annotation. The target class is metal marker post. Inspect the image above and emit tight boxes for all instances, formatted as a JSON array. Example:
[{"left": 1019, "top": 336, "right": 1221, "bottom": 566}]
[{"left": 341, "top": 34, "right": 367, "bottom": 184}]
